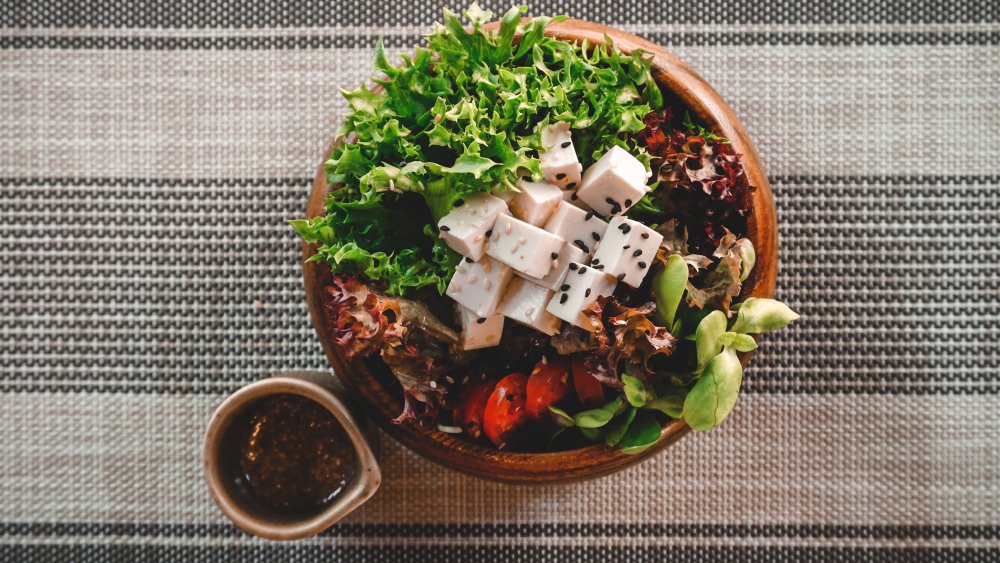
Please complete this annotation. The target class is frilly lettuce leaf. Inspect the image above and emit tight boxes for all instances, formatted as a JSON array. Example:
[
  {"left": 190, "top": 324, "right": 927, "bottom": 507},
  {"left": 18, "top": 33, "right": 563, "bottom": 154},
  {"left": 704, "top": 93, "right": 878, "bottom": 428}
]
[{"left": 296, "top": 4, "right": 662, "bottom": 295}]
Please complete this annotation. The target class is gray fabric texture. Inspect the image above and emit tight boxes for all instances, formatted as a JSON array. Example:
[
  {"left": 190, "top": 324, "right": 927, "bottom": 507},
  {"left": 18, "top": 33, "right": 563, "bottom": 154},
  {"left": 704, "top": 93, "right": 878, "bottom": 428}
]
[{"left": 2, "top": 1, "right": 999, "bottom": 561}]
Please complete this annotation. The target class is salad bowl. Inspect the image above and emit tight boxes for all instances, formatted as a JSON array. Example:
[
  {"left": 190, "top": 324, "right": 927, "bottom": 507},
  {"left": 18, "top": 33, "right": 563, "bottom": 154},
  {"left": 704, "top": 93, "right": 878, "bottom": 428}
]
[{"left": 302, "top": 18, "right": 776, "bottom": 484}]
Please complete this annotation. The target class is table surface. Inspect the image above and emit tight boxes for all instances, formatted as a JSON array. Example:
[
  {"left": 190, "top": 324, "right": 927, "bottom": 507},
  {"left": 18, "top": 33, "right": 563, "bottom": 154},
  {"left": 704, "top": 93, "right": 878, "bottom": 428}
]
[{"left": 2, "top": 1, "right": 999, "bottom": 562}]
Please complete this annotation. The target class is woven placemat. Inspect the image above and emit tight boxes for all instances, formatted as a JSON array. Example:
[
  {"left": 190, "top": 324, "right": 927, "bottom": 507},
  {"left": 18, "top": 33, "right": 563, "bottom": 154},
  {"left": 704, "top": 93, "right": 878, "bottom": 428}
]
[{"left": 2, "top": 1, "right": 998, "bottom": 561}]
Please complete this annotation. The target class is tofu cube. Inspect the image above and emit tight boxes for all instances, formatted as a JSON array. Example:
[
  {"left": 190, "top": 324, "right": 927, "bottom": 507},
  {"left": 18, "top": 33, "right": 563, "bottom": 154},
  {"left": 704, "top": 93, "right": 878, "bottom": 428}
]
[
  {"left": 591, "top": 217, "right": 664, "bottom": 288},
  {"left": 459, "top": 306, "right": 504, "bottom": 350},
  {"left": 500, "top": 277, "right": 563, "bottom": 336},
  {"left": 486, "top": 215, "right": 565, "bottom": 279},
  {"left": 545, "top": 263, "right": 618, "bottom": 331},
  {"left": 543, "top": 203, "right": 609, "bottom": 257},
  {"left": 520, "top": 241, "right": 587, "bottom": 291},
  {"left": 446, "top": 256, "right": 513, "bottom": 318},
  {"left": 576, "top": 146, "right": 650, "bottom": 217},
  {"left": 437, "top": 193, "right": 508, "bottom": 261},
  {"left": 505, "top": 179, "right": 563, "bottom": 226},
  {"left": 539, "top": 122, "right": 583, "bottom": 190}
]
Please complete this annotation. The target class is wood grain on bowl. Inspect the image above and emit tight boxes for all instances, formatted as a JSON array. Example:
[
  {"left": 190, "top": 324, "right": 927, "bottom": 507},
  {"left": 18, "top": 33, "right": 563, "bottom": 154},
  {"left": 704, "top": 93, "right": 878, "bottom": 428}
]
[{"left": 302, "top": 19, "right": 777, "bottom": 484}]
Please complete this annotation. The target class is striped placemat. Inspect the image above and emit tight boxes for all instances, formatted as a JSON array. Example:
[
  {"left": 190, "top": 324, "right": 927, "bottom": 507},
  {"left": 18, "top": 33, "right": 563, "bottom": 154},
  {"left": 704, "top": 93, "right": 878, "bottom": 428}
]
[{"left": 2, "top": 1, "right": 998, "bottom": 561}]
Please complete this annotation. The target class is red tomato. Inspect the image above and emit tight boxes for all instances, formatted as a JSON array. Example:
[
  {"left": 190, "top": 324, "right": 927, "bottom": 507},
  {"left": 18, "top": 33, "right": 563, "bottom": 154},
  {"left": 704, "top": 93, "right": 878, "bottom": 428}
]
[
  {"left": 452, "top": 378, "right": 496, "bottom": 441},
  {"left": 525, "top": 357, "right": 571, "bottom": 419},
  {"left": 483, "top": 373, "right": 530, "bottom": 448},
  {"left": 571, "top": 357, "right": 605, "bottom": 407}
]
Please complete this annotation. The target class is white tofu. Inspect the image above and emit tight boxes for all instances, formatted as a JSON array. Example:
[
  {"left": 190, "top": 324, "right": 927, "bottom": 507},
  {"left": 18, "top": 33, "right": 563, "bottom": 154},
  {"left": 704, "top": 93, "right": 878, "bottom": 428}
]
[
  {"left": 539, "top": 122, "right": 583, "bottom": 190},
  {"left": 591, "top": 217, "right": 664, "bottom": 288},
  {"left": 459, "top": 306, "right": 504, "bottom": 350},
  {"left": 576, "top": 146, "right": 650, "bottom": 217},
  {"left": 520, "top": 241, "right": 587, "bottom": 291},
  {"left": 500, "top": 277, "right": 562, "bottom": 336},
  {"left": 545, "top": 263, "right": 618, "bottom": 331},
  {"left": 505, "top": 179, "right": 563, "bottom": 226},
  {"left": 446, "top": 255, "right": 513, "bottom": 318},
  {"left": 543, "top": 203, "right": 609, "bottom": 257},
  {"left": 437, "top": 193, "right": 508, "bottom": 261},
  {"left": 485, "top": 215, "right": 565, "bottom": 279}
]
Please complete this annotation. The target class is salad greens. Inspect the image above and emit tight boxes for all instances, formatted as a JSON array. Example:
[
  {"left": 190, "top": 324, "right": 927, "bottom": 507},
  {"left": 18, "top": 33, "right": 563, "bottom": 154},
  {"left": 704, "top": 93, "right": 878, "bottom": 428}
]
[
  {"left": 546, "top": 229, "right": 799, "bottom": 449},
  {"left": 293, "top": 4, "right": 662, "bottom": 296},
  {"left": 295, "top": 4, "right": 801, "bottom": 452}
]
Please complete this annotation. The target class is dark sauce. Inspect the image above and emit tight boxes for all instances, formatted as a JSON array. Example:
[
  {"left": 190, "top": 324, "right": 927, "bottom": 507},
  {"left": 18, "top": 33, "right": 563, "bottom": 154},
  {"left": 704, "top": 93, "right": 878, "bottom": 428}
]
[{"left": 235, "top": 394, "right": 356, "bottom": 514}]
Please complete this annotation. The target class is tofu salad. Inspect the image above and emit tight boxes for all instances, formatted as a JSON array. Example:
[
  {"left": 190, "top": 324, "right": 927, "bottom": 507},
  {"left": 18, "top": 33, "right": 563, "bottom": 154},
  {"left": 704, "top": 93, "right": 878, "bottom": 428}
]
[{"left": 292, "top": 5, "right": 798, "bottom": 452}]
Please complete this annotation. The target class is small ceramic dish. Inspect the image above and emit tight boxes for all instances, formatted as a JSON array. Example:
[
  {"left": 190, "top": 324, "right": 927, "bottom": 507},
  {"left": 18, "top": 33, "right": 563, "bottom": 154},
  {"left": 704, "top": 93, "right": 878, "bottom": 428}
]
[
  {"left": 302, "top": 20, "right": 777, "bottom": 484},
  {"left": 203, "top": 371, "right": 381, "bottom": 540}
]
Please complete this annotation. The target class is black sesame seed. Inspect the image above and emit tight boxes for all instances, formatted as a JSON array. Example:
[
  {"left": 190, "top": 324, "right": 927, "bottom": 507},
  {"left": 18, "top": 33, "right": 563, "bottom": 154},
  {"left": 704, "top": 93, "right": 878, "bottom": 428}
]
[
  {"left": 567, "top": 182, "right": 577, "bottom": 189},
  {"left": 593, "top": 264, "right": 605, "bottom": 270},
  {"left": 620, "top": 224, "right": 631, "bottom": 233},
  {"left": 579, "top": 266, "right": 588, "bottom": 273},
  {"left": 551, "top": 252, "right": 559, "bottom": 260},
  {"left": 570, "top": 192, "right": 579, "bottom": 200},
  {"left": 633, "top": 249, "right": 642, "bottom": 257},
  {"left": 623, "top": 245, "right": 631, "bottom": 250},
  {"left": 592, "top": 258, "right": 600, "bottom": 265},
  {"left": 476, "top": 318, "right": 486, "bottom": 324},
  {"left": 610, "top": 203, "right": 622, "bottom": 214},
  {"left": 560, "top": 284, "right": 570, "bottom": 291},
  {"left": 559, "top": 293, "right": 568, "bottom": 304},
  {"left": 585, "top": 288, "right": 592, "bottom": 297},
  {"left": 465, "top": 257, "right": 474, "bottom": 263},
  {"left": 485, "top": 229, "right": 493, "bottom": 237},
  {"left": 605, "top": 197, "right": 616, "bottom": 205},
  {"left": 584, "top": 211, "right": 595, "bottom": 220},
  {"left": 624, "top": 199, "right": 632, "bottom": 207},
  {"left": 591, "top": 232, "right": 601, "bottom": 241},
  {"left": 640, "top": 232, "right": 650, "bottom": 239},
  {"left": 440, "top": 225, "right": 451, "bottom": 232},
  {"left": 560, "top": 141, "right": 572, "bottom": 149},
  {"left": 617, "top": 273, "right": 626, "bottom": 281},
  {"left": 638, "top": 261, "right": 647, "bottom": 269},
  {"left": 569, "top": 263, "right": 579, "bottom": 270},
  {"left": 556, "top": 173, "right": 566, "bottom": 180},
  {"left": 573, "top": 240, "right": 590, "bottom": 253},
  {"left": 454, "top": 198, "right": 465, "bottom": 207}
]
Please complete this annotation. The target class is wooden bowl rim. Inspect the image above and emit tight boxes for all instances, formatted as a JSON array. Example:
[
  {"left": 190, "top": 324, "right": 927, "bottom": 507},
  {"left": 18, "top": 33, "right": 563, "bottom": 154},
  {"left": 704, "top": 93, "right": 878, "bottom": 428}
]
[{"left": 301, "top": 18, "right": 777, "bottom": 484}]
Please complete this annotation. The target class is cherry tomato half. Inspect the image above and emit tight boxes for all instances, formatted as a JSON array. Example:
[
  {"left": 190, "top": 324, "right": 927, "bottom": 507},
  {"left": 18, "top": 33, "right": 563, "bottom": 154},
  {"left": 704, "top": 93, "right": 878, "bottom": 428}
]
[
  {"left": 525, "top": 357, "right": 571, "bottom": 419},
  {"left": 571, "top": 357, "right": 605, "bottom": 408},
  {"left": 452, "top": 378, "right": 496, "bottom": 442},
  {"left": 483, "top": 373, "right": 529, "bottom": 449}
]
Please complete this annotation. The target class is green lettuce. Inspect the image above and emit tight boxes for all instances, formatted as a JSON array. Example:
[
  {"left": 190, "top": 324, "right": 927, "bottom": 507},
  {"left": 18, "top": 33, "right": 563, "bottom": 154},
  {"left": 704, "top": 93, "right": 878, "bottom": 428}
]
[{"left": 295, "top": 4, "right": 662, "bottom": 295}]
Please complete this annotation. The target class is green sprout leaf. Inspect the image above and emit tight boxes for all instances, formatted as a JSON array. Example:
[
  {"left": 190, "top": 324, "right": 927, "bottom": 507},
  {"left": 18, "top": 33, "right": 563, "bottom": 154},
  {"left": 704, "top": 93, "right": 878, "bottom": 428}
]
[
  {"left": 574, "top": 398, "right": 624, "bottom": 428},
  {"left": 694, "top": 310, "right": 728, "bottom": 373},
  {"left": 736, "top": 238, "right": 755, "bottom": 282},
  {"left": 621, "top": 374, "right": 655, "bottom": 407},
  {"left": 604, "top": 406, "right": 638, "bottom": 446},
  {"left": 682, "top": 347, "right": 743, "bottom": 431},
  {"left": 644, "top": 392, "right": 686, "bottom": 419},
  {"left": 548, "top": 405, "right": 576, "bottom": 428},
  {"left": 619, "top": 411, "right": 662, "bottom": 454},
  {"left": 730, "top": 298, "right": 800, "bottom": 334},
  {"left": 653, "top": 254, "right": 688, "bottom": 331},
  {"left": 718, "top": 331, "right": 758, "bottom": 352}
]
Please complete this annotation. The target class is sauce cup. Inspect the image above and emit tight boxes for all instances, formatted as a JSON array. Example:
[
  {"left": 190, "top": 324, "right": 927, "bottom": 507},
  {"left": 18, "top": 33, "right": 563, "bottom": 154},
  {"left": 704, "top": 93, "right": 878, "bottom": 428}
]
[{"left": 203, "top": 371, "right": 381, "bottom": 540}]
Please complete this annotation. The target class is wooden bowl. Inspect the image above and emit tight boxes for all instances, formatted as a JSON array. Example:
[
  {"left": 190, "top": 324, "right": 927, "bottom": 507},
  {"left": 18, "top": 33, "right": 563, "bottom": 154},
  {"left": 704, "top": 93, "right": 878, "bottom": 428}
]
[{"left": 302, "top": 19, "right": 777, "bottom": 484}]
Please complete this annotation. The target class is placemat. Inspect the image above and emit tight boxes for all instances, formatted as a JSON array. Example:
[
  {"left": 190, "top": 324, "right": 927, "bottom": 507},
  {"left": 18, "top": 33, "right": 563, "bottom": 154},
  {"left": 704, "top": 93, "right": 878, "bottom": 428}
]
[{"left": 2, "top": 1, "right": 998, "bottom": 561}]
